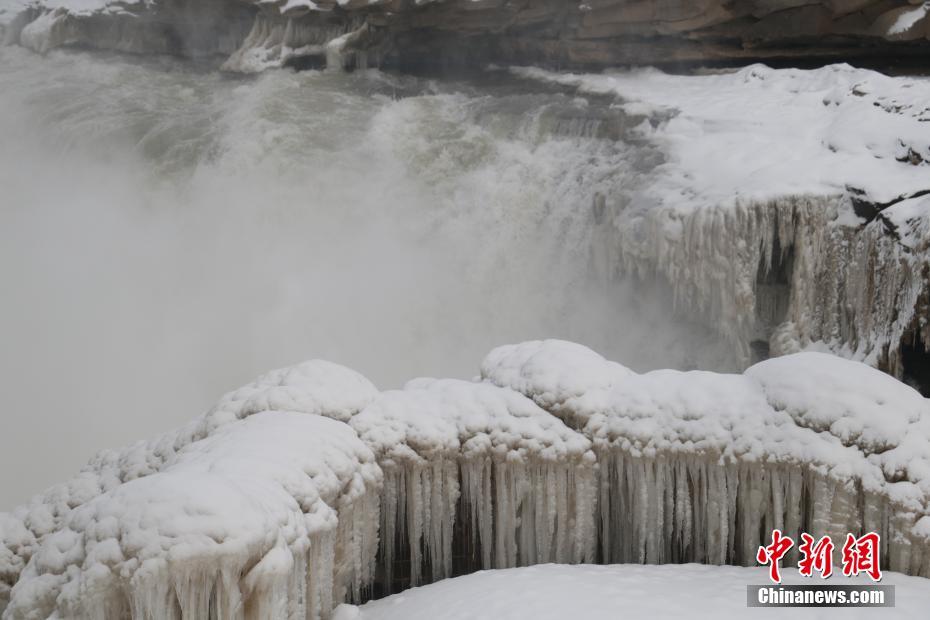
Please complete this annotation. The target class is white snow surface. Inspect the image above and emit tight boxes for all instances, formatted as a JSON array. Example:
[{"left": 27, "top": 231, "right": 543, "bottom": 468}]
[
  {"left": 887, "top": 3, "right": 929, "bottom": 35},
  {"left": 884, "top": 194, "right": 930, "bottom": 250},
  {"left": 0, "top": 0, "right": 143, "bottom": 24},
  {"left": 1, "top": 360, "right": 381, "bottom": 618},
  {"left": 354, "top": 378, "right": 593, "bottom": 465},
  {"left": 208, "top": 359, "right": 380, "bottom": 427},
  {"left": 483, "top": 341, "right": 930, "bottom": 513},
  {"left": 5, "top": 412, "right": 382, "bottom": 619},
  {"left": 343, "top": 563, "right": 930, "bottom": 620},
  {"left": 514, "top": 64, "right": 930, "bottom": 206}
]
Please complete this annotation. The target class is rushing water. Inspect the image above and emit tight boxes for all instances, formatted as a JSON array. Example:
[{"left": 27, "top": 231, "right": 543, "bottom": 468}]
[{"left": 0, "top": 48, "right": 733, "bottom": 508}]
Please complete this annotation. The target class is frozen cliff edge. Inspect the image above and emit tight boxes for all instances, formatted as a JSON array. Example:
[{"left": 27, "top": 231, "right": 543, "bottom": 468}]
[
  {"left": 3, "top": 340, "right": 930, "bottom": 618},
  {"left": 517, "top": 63, "right": 930, "bottom": 389},
  {"left": 5, "top": 0, "right": 930, "bottom": 70}
]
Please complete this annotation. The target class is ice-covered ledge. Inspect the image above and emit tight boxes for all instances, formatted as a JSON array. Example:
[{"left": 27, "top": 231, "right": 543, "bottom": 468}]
[
  {"left": 519, "top": 63, "right": 930, "bottom": 386},
  {"left": 2, "top": 341, "right": 930, "bottom": 618}
]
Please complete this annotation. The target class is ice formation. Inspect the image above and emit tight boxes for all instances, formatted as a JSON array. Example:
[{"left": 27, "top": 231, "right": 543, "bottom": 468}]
[
  {"left": 351, "top": 379, "right": 595, "bottom": 591},
  {"left": 219, "top": 15, "right": 371, "bottom": 73},
  {"left": 482, "top": 340, "right": 930, "bottom": 574},
  {"left": 3, "top": 341, "right": 930, "bottom": 618},
  {"left": 520, "top": 64, "right": 930, "bottom": 382},
  {"left": 0, "top": 360, "right": 380, "bottom": 618},
  {"left": 5, "top": 414, "right": 381, "bottom": 619}
]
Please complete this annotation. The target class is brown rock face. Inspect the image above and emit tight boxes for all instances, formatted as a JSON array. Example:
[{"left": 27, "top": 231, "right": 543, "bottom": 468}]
[
  {"left": 8, "top": 0, "right": 930, "bottom": 70},
  {"left": 350, "top": 0, "right": 930, "bottom": 72}
]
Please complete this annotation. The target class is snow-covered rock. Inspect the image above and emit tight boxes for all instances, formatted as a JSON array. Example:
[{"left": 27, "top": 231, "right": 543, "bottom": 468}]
[
  {"left": 5, "top": 413, "right": 381, "bottom": 619},
  {"left": 207, "top": 360, "right": 380, "bottom": 427},
  {"left": 519, "top": 65, "right": 930, "bottom": 378},
  {"left": 514, "top": 63, "right": 930, "bottom": 206},
  {"left": 3, "top": 342, "right": 930, "bottom": 617},
  {"left": 483, "top": 341, "right": 930, "bottom": 573},
  {"left": 0, "top": 360, "right": 379, "bottom": 618},
  {"left": 352, "top": 379, "right": 596, "bottom": 590}
]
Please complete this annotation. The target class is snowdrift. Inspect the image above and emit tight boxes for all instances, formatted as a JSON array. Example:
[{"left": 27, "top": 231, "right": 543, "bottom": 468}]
[
  {"left": 3, "top": 341, "right": 930, "bottom": 618},
  {"left": 343, "top": 563, "right": 930, "bottom": 620}
]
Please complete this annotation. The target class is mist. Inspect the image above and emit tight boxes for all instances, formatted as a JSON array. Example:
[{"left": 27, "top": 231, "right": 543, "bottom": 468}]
[{"left": 0, "top": 48, "right": 733, "bottom": 510}]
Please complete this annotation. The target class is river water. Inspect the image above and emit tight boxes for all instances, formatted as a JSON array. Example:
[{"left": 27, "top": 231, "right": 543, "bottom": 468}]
[{"left": 0, "top": 48, "right": 732, "bottom": 508}]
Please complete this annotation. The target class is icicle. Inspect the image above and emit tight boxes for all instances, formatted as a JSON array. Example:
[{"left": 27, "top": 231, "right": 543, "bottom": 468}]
[{"left": 406, "top": 466, "right": 423, "bottom": 586}]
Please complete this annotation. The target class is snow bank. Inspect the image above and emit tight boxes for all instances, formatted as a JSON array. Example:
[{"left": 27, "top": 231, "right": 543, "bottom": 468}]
[
  {"left": 346, "top": 563, "right": 930, "bottom": 620},
  {"left": 483, "top": 341, "right": 930, "bottom": 573},
  {"left": 1, "top": 360, "right": 378, "bottom": 618},
  {"left": 5, "top": 413, "right": 381, "bottom": 619},
  {"left": 514, "top": 64, "right": 930, "bottom": 206}
]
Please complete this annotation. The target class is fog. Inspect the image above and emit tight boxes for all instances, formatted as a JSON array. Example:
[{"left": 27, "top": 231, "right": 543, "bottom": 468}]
[{"left": 0, "top": 48, "right": 733, "bottom": 510}]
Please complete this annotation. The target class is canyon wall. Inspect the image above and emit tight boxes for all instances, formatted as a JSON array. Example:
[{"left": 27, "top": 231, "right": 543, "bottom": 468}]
[{"left": 4, "top": 0, "right": 930, "bottom": 71}]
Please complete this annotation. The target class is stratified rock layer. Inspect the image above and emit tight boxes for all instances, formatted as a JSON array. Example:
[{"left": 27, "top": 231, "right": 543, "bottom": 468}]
[{"left": 4, "top": 0, "right": 930, "bottom": 70}]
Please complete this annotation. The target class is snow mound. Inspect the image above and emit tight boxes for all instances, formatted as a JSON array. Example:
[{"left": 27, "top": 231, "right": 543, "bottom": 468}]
[
  {"left": 354, "top": 378, "right": 592, "bottom": 465},
  {"left": 1, "top": 360, "right": 378, "bottom": 618},
  {"left": 482, "top": 342, "right": 919, "bottom": 470},
  {"left": 207, "top": 359, "right": 380, "bottom": 427},
  {"left": 746, "top": 353, "right": 928, "bottom": 456},
  {"left": 478, "top": 340, "right": 634, "bottom": 412},
  {"left": 5, "top": 413, "right": 381, "bottom": 619},
  {"left": 345, "top": 563, "right": 930, "bottom": 620}
]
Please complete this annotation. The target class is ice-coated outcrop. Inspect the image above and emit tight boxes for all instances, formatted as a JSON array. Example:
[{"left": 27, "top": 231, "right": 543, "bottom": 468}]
[
  {"left": 483, "top": 340, "right": 930, "bottom": 573},
  {"left": 3, "top": 341, "right": 930, "bottom": 618},
  {"left": 521, "top": 64, "right": 930, "bottom": 389},
  {"left": 4, "top": 413, "right": 381, "bottom": 620},
  {"left": 0, "top": 360, "right": 380, "bottom": 618},
  {"left": 352, "top": 379, "right": 596, "bottom": 591}
]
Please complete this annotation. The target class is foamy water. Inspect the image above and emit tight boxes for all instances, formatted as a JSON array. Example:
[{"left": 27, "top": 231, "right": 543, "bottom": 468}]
[{"left": 0, "top": 48, "right": 732, "bottom": 508}]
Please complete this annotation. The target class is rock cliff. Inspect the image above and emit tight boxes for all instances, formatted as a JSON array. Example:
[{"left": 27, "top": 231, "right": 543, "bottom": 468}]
[{"left": 4, "top": 0, "right": 930, "bottom": 71}]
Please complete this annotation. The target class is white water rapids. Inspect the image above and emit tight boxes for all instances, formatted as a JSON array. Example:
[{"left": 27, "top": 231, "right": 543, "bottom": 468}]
[{"left": 0, "top": 48, "right": 738, "bottom": 509}]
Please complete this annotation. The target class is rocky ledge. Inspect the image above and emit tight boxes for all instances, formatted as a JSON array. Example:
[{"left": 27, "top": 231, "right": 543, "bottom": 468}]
[{"left": 3, "top": 0, "right": 930, "bottom": 72}]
